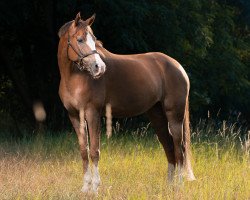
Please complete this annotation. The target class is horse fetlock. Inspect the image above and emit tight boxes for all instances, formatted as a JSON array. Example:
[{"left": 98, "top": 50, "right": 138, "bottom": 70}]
[
  {"left": 92, "top": 178, "right": 101, "bottom": 193},
  {"left": 167, "top": 163, "right": 175, "bottom": 183},
  {"left": 90, "top": 150, "right": 100, "bottom": 162},
  {"left": 84, "top": 173, "right": 92, "bottom": 183},
  {"left": 81, "top": 182, "right": 92, "bottom": 193},
  {"left": 176, "top": 164, "right": 184, "bottom": 184},
  {"left": 92, "top": 164, "right": 101, "bottom": 192},
  {"left": 82, "top": 166, "right": 92, "bottom": 193}
]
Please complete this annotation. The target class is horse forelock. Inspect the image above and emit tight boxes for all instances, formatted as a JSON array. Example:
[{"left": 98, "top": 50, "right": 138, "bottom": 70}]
[{"left": 58, "top": 20, "right": 88, "bottom": 38}]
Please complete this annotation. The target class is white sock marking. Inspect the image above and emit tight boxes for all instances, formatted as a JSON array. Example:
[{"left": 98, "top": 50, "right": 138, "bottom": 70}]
[
  {"left": 92, "top": 164, "right": 101, "bottom": 193},
  {"left": 86, "top": 32, "right": 95, "bottom": 50},
  {"left": 168, "top": 163, "right": 175, "bottom": 183},
  {"left": 177, "top": 163, "right": 184, "bottom": 184},
  {"left": 81, "top": 165, "right": 92, "bottom": 193}
]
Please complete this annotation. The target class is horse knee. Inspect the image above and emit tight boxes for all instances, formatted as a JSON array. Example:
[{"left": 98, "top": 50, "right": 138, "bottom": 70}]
[
  {"left": 90, "top": 149, "right": 100, "bottom": 163},
  {"left": 80, "top": 148, "right": 88, "bottom": 160}
]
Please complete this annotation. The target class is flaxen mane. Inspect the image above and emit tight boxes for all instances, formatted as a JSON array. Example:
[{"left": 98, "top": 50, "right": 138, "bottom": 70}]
[{"left": 95, "top": 40, "right": 103, "bottom": 48}]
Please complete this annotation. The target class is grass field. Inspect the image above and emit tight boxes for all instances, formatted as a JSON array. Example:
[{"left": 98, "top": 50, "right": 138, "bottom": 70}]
[{"left": 0, "top": 120, "right": 249, "bottom": 199}]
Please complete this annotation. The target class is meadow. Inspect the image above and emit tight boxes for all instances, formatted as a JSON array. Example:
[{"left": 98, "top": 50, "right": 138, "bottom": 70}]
[{"left": 0, "top": 120, "right": 249, "bottom": 199}]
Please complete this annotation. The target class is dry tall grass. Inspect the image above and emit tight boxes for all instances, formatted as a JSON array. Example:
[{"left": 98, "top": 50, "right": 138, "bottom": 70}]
[{"left": 0, "top": 120, "right": 249, "bottom": 199}]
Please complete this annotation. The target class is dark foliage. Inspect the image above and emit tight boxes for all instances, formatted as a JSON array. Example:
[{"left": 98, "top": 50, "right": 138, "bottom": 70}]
[{"left": 0, "top": 0, "right": 249, "bottom": 133}]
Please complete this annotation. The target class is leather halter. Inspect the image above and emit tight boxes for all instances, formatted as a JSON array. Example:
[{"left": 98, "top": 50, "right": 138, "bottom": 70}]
[{"left": 67, "top": 32, "right": 99, "bottom": 71}]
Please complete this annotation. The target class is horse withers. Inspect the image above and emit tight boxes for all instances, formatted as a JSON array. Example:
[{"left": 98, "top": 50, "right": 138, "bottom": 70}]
[{"left": 57, "top": 12, "right": 195, "bottom": 193}]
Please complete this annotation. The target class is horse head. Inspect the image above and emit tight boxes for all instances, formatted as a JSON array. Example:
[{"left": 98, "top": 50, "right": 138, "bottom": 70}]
[{"left": 58, "top": 12, "right": 106, "bottom": 79}]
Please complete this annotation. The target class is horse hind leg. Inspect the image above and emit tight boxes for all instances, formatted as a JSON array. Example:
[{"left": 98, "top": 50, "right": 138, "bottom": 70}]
[
  {"left": 164, "top": 103, "right": 187, "bottom": 184},
  {"left": 147, "top": 103, "right": 176, "bottom": 183}
]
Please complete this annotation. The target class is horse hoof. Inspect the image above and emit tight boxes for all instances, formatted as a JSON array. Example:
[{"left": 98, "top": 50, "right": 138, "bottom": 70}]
[
  {"left": 187, "top": 171, "right": 196, "bottom": 181},
  {"left": 92, "top": 183, "right": 100, "bottom": 195},
  {"left": 187, "top": 176, "right": 196, "bottom": 181},
  {"left": 81, "top": 185, "right": 91, "bottom": 193}
]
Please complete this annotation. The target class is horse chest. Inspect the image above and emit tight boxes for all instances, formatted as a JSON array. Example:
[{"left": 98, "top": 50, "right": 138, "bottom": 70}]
[{"left": 59, "top": 82, "right": 91, "bottom": 111}]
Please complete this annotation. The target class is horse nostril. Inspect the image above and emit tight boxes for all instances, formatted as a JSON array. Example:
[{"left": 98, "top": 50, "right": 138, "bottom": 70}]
[{"left": 95, "top": 64, "right": 99, "bottom": 69}]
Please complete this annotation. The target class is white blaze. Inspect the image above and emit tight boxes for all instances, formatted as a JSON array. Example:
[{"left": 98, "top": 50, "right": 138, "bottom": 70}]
[
  {"left": 86, "top": 32, "right": 106, "bottom": 72},
  {"left": 86, "top": 33, "right": 96, "bottom": 50}
]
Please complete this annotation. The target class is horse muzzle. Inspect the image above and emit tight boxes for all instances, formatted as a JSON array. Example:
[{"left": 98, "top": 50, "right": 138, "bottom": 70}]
[{"left": 92, "top": 64, "right": 106, "bottom": 79}]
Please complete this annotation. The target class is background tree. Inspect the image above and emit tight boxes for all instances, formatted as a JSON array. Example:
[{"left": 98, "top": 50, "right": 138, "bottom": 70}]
[{"left": 0, "top": 0, "right": 249, "bottom": 134}]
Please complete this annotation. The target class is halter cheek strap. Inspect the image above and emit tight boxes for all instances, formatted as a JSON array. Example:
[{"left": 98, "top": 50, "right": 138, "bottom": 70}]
[{"left": 67, "top": 32, "right": 99, "bottom": 71}]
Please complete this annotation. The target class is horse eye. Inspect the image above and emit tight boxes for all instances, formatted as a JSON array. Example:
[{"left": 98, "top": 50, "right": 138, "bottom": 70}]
[{"left": 77, "top": 37, "right": 83, "bottom": 43}]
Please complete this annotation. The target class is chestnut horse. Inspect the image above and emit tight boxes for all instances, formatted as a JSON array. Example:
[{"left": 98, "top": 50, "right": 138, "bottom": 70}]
[{"left": 57, "top": 13, "right": 195, "bottom": 193}]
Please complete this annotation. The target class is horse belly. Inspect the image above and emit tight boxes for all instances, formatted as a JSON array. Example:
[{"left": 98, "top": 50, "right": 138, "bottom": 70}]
[{"left": 107, "top": 90, "right": 159, "bottom": 118}]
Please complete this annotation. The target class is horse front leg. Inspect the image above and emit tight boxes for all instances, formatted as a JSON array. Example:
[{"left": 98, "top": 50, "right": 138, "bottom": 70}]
[
  {"left": 85, "top": 107, "right": 101, "bottom": 193},
  {"left": 68, "top": 111, "right": 91, "bottom": 193}
]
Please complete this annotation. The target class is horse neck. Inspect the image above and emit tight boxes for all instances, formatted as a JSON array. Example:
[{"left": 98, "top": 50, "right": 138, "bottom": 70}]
[
  {"left": 96, "top": 45, "right": 115, "bottom": 62},
  {"left": 58, "top": 37, "right": 72, "bottom": 80}
]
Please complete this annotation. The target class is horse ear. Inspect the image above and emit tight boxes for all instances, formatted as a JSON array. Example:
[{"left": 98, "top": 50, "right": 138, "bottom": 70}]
[
  {"left": 85, "top": 13, "right": 96, "bottom": 26},
  {"left": 74, "top": 12, "right": 81, "bottom": 26}
]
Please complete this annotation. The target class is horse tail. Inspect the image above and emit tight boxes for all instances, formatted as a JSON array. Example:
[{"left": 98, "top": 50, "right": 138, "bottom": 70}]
[
  {"left": 105, "top": 103, "right": 112, "bottom": 138},
  {"left": 183, "top": 99, "right": 196, "bottom": 180},
  {"left": 184, "top": 100, "right": 191, "bottom": 162}
]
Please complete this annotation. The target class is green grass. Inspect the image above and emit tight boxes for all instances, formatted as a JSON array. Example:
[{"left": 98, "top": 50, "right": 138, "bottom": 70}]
[{"left": 0, "top": 121, "right": 249, "bottom": 199}]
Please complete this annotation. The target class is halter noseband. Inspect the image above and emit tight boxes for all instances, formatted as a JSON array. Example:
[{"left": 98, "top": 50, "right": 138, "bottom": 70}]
[{"left": 67, "top": 32, "right": 99, "bottom": 71}]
